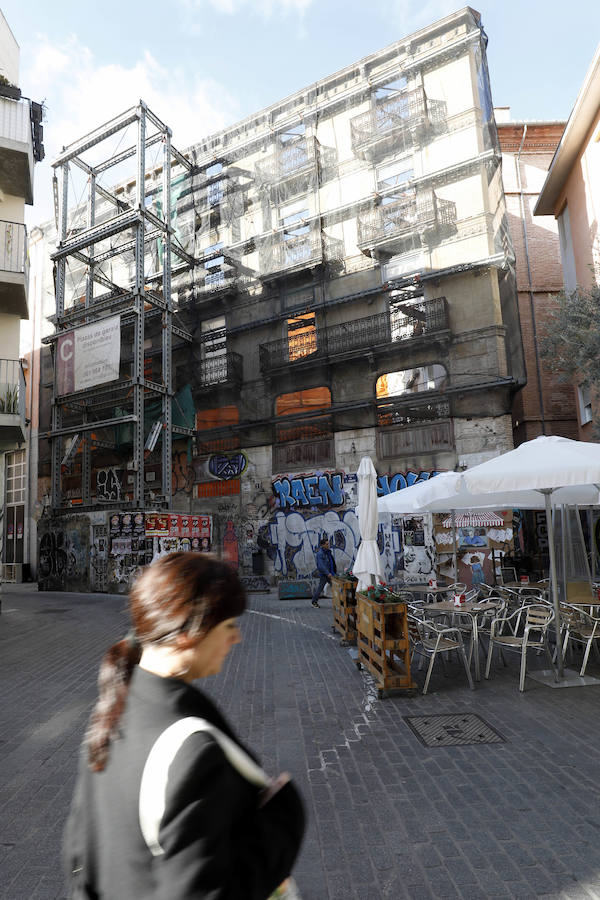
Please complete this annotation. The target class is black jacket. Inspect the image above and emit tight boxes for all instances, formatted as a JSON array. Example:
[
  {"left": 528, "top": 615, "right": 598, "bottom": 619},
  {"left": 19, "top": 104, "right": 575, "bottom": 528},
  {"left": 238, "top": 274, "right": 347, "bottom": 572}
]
[{"left": 64, "top": 667, "right": 305, "bottom": 899}]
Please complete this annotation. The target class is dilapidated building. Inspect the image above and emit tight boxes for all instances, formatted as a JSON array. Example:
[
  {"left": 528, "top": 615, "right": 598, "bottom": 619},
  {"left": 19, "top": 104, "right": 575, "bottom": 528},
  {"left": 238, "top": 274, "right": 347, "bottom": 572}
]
[{"left": 34, "top": 6, "right": 525, "bottom": 592}]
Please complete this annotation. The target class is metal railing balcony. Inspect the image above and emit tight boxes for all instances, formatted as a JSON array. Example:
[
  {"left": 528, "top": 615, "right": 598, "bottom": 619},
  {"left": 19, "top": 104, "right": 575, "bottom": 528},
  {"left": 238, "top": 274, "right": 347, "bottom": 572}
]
[
  {"left": 350, "top": 88, "right": 447, "bottom": 158},
  {"left": 259, "top": 297, "right": 449, "bottom": 372},
  {"left": 198, "top": 351, "right": 243, "bottom": 389},
  {"left": 259, "top": 224, "right": 343, "bottom": 280},
  {"left": 377, "top": 396, "right": 451, "bottom": 427},
  {"left": 0, "top": 220, "right": 28, "bottom": 318},
  {"left": 0, "top": 358, "right": 26, "bottom": 441},
  {"left": 254, "top": 135, "right": 337, "bottom": 185},
  {"left": 357, "top": 191, "right": 456, "bottom": 250}
]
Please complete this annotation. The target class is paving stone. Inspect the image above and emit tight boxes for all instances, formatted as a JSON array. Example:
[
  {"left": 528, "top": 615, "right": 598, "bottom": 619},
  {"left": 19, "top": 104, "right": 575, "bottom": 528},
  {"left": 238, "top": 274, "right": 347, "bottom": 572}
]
[{"left": 3, "top": 586, "right": 600, "bottom": 899}]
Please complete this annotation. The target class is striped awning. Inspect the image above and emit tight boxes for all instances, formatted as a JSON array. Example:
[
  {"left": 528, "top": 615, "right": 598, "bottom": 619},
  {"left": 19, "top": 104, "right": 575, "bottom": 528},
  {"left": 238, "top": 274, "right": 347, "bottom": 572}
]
[{"left": 442, "top": 512, "right": 504, "bottom": 528}]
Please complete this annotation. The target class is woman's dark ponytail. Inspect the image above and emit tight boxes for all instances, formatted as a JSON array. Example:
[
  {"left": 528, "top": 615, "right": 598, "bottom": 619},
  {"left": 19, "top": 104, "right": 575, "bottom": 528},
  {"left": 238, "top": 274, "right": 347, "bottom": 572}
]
[
  {"left": 84, "top": 552, "right": 245, "bottom": 772},
  {"left": 85, "top": 636, "right": 142, "bottom": 772}
]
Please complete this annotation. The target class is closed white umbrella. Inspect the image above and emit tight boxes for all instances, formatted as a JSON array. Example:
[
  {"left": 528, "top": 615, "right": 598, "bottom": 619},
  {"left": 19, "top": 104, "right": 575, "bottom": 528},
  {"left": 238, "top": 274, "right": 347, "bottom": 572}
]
[
  {"left": 462, "top": 436, "right": 600, "bottom": 677},
  {"left": 352, "top": 457, "right": 383, "bottom": 592}
]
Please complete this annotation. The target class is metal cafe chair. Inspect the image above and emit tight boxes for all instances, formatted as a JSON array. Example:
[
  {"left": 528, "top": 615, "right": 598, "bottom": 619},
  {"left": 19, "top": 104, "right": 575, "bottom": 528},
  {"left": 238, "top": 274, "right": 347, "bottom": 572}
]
[
  {"left": 559, "top": 604, "right": 600, "bottom": 677},
  {"left": 500, "top": 566, "right": 518, "bottom": 585},
  {"left": 407, "top": 613, "right": 475, "bottom": 695},
  {"left": 485, "top": 604, "right": 557, "bottom": 692}
]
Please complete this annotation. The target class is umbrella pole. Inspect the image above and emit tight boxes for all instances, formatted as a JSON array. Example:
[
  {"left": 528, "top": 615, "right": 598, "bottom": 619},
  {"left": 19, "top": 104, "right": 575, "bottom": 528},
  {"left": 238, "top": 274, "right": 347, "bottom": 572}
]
[
  {"left": 451, "top": 510, "right": 458, "bottom": 581},
  {"left": 543, "top": 490, "right": 563, "bottom": 678}
]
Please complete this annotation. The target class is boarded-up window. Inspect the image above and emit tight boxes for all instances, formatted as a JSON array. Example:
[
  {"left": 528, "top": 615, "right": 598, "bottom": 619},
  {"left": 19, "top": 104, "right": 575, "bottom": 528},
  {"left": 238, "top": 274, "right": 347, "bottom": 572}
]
[{"left": 196, "top": 406, "right": 239, "bottom": 453}]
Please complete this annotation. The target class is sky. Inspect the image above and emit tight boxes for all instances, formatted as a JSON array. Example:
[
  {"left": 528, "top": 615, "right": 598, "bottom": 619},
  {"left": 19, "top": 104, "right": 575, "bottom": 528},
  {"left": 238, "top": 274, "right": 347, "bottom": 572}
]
[{"left": 2, "top": 0, "right": 599, "bottom": 226}]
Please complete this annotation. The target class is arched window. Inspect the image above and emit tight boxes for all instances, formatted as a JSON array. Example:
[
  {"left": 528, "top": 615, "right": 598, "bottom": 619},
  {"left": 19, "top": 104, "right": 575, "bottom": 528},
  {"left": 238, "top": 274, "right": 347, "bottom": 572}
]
[{"left": 376, "top": 364, "right": 447, "bottom": 399}]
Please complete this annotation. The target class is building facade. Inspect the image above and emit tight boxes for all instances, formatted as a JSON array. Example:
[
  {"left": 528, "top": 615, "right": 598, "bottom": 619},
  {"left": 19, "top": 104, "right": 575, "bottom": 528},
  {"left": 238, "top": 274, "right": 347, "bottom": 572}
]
[
  {"left": 496, "top": 114, "right": 579, "bottom": 444},
  {"left": 35, "top": 7, "right": 525, "bottom": 591},
  {"left": 535, "top": 45, "right": 600, "bottom": 439},
  {"left": 0, "top": 11, "right": 44, "bottom": 582}
]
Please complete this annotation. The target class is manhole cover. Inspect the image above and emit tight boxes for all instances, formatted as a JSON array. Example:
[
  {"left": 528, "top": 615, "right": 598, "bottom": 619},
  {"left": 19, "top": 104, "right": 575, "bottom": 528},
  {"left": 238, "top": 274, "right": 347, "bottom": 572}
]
[{"left": 403, "top": 713, "right": 505, "bottom": 747}]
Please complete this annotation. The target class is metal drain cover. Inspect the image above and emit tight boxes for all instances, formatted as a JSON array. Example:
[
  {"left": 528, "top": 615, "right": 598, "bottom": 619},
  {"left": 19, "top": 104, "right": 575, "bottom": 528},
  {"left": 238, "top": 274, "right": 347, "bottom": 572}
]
[{"left": 403, "top": 713, "right": 505, "bottom": 747}]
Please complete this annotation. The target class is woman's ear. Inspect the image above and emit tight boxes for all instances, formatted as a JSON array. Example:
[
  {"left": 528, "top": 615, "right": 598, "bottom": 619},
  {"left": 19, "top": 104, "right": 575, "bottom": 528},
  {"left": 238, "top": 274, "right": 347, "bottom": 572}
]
[{"left": 174, "top": 630, "right": 200, "bottom": 651}]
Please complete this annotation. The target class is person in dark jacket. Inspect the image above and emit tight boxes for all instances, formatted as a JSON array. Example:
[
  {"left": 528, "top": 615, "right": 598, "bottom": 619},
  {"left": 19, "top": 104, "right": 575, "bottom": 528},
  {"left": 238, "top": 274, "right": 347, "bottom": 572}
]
[
  {"left": 64, "top": 552, "right": 305, "bottom": 899},
  {"left": 311, "top": 537, "right": 336, "bottom": 608}
]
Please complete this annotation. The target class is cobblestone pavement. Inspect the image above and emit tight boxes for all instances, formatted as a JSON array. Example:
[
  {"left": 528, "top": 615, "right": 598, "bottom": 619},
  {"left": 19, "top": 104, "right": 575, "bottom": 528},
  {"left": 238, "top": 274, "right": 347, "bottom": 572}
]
[{"left": 2, "top": 584, "right": 600, "bottom": 899}]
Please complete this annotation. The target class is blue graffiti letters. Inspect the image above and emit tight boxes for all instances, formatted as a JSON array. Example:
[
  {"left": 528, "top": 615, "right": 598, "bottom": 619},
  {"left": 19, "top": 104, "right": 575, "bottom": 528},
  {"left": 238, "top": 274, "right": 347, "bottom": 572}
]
[
  {"left": 272, "top": 472, "right": 344, "bottom": 508},
  {"left": 377, "top": 470, "right": 440, "bottom": 496}
]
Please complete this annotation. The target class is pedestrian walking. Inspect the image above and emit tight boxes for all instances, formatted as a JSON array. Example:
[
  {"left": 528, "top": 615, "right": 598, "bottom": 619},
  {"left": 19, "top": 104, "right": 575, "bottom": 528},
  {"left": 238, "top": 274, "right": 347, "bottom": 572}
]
[
  {"left": 311, "top": 536, "right": 336, "bottom": 607},
  {"left": 63, "top": 552, "right": 305, "bottom": 899}
]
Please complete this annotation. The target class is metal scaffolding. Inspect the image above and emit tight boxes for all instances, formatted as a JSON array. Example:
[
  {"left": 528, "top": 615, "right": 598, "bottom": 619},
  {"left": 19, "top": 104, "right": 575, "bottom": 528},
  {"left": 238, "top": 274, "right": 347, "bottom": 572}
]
[{"left": 47, "top": 101, "right": 195, "bottom": 513}]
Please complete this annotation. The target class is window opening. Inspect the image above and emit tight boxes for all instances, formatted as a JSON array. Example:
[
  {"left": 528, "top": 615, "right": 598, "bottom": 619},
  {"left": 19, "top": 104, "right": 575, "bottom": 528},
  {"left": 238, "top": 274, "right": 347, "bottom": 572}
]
[
  {"left": 376, "top": 364, "right": 447, "bottom": 399},
  {"left": 287, "top": 312, "right": 317, "bottom": 362},
  {"left": 578, "top": 384, "right": 592, "bottom": 425}
]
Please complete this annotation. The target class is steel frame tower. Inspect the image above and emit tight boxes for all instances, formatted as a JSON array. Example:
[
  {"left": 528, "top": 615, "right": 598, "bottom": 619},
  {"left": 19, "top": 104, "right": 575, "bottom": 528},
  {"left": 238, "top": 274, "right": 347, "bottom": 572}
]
[{"left": 47, "top": 102, "right": 195, "bottom": 513}]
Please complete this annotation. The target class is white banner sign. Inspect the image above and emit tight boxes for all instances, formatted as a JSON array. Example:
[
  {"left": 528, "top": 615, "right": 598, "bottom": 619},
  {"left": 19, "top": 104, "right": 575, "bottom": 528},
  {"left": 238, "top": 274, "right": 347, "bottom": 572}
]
[{"left": 57, "top": 316, "right": 121, "bottom": 394}]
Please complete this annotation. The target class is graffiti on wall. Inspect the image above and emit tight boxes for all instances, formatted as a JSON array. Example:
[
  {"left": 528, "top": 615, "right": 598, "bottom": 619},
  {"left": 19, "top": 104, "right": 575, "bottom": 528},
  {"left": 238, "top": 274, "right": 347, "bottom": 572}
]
[
  {"left": 96, "top": 468, "right": 122, "bottom": 502},
  {"left": 257, "top": 509, "right": 434, "bottom": 584},
  {"left": 208, "top": 452, "right": 247, "bottom": 480},
  {"left": 172, "top": 450, "right": 194, "bottom": 495},
  {"left": 272, "top": 472, "right": 344, "bottom": 509},
  {"left": 39, "top": 525, "right": 88, "bottom": 591},
  {"left": 377, "top": 470, "right": 440, "bottom": 496}
]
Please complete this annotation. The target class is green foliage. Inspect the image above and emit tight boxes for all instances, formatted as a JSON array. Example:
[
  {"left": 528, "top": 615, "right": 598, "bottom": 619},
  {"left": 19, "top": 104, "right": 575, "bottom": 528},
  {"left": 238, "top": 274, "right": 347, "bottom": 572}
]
[
  {"left": 539, "top": 286, "right": 600, "bottom": 425},
  {"left": 0, "top": 385, "right": 19, "bottom": 414}
]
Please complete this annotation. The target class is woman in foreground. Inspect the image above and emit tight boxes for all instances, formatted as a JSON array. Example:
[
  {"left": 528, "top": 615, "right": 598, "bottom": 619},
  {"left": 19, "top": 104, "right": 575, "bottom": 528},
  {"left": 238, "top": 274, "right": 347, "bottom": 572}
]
[{"left": 64, "top": 552, "right": 305, "bottom": 899}]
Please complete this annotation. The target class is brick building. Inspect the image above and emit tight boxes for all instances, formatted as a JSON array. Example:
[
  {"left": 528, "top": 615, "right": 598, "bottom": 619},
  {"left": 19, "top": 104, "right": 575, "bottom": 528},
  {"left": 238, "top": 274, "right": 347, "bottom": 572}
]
[
  {"left": 496, "top": 114, "right": 579, "bottom": 444},
  {"left": 535, "top": 44, "right": 600, "bottom": 439}
]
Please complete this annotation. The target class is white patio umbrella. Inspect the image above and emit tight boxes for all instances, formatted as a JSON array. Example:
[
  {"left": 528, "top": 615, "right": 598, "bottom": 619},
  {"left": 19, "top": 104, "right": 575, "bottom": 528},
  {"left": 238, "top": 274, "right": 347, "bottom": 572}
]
[
  {"left": 462, "top": 436, "right": 600, "bottom": 677},
  {"left": 352, "top": 457, "right": 383, "bottom": 591}
]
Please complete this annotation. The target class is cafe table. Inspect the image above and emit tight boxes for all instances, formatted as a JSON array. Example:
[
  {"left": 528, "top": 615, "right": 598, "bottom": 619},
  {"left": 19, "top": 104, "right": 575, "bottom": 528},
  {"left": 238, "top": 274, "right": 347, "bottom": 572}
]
[{"left": 422, "top": 599, "right": 502, "bottom": 681}]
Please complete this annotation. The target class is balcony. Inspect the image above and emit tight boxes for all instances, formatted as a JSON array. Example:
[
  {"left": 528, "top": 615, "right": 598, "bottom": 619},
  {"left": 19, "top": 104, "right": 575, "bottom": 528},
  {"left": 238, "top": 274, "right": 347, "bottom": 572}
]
[
  {"left": 254, "top": 136, "right": 336, "bottom": 188},
  {"left": 259, "top": 223, "right": 343, "bottom": 280},
  {"left": 0, "top": 359, "right": 26, "bottom": 444},
  {"left": 357, "top": 191, "right": 456, "bottom": 253},
  {"left": 259, "top": 297, "right": 449, "bottom": 373},
  {"left": 377, "top": 397, "right": 453, "bottom": 458},
  {"left": 197, "top": 351, "right": 243, "bottom": 390},
  {"left": 350, "top": 88, "right": 447, "bottom": 160},
  {"left": 0, "top": 220, "right": 28, "bottom": 318},
  {"left": 0, "top": 96, "right": 37, "bottom": 204},
  {"left": 274, "top": 417, "right": 335, "bottom": 470}
]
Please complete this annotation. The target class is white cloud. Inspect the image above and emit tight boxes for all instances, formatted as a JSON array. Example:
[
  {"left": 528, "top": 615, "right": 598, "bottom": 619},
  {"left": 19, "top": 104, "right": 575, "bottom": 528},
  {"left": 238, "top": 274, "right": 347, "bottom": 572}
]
[
  {"left": 180, "top": 0, "right": 315, "bottom": 18},
  {"left": 21, "top": 35, "right": 240, "bottom": 227}
]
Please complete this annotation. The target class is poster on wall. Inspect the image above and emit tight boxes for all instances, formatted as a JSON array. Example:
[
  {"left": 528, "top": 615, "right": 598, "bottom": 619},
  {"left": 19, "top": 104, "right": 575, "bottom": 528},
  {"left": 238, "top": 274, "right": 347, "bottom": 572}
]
[{"left": 57, "top": 315, "right": 121, "bottom": 394}]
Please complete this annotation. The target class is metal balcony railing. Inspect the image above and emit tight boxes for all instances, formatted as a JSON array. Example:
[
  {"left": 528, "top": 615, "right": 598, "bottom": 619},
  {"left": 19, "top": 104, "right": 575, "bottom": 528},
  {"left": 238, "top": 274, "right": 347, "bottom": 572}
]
[
  {"left": 357, "top": 191, "right": 456, "bottom": 248},
  {"left": 254, "top": 135, "right": 337, "bottom": 185},
  {"left": 350, "top": 88, "right": 447, "bottom": 155},
  {"left": 259, "top": 224, "right": 343, "bottom": 279},
  {"left": 377, "top": 396, "right": 450, "bottom": 427},
  {"left": 0, "top": 220, "right": 27, "bottom": 277},
  {"left": 198, "top": 351, "right": 243, "bottom": 388},
  {"left": 259, "top": 297, "right": 449, "bottom": 371},
  {"left": 0, "top": 358, "right": 26, "bottom": 425}
]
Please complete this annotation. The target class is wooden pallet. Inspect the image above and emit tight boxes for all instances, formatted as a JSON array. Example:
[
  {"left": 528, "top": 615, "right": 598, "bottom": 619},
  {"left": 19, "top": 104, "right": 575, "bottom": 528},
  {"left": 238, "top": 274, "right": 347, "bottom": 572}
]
[
  {"left": 331, "top": 575, "right": 358, "bottom": 644},
  {"left": 355, "top": 592, "right": 415, "bottom": 697}
]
